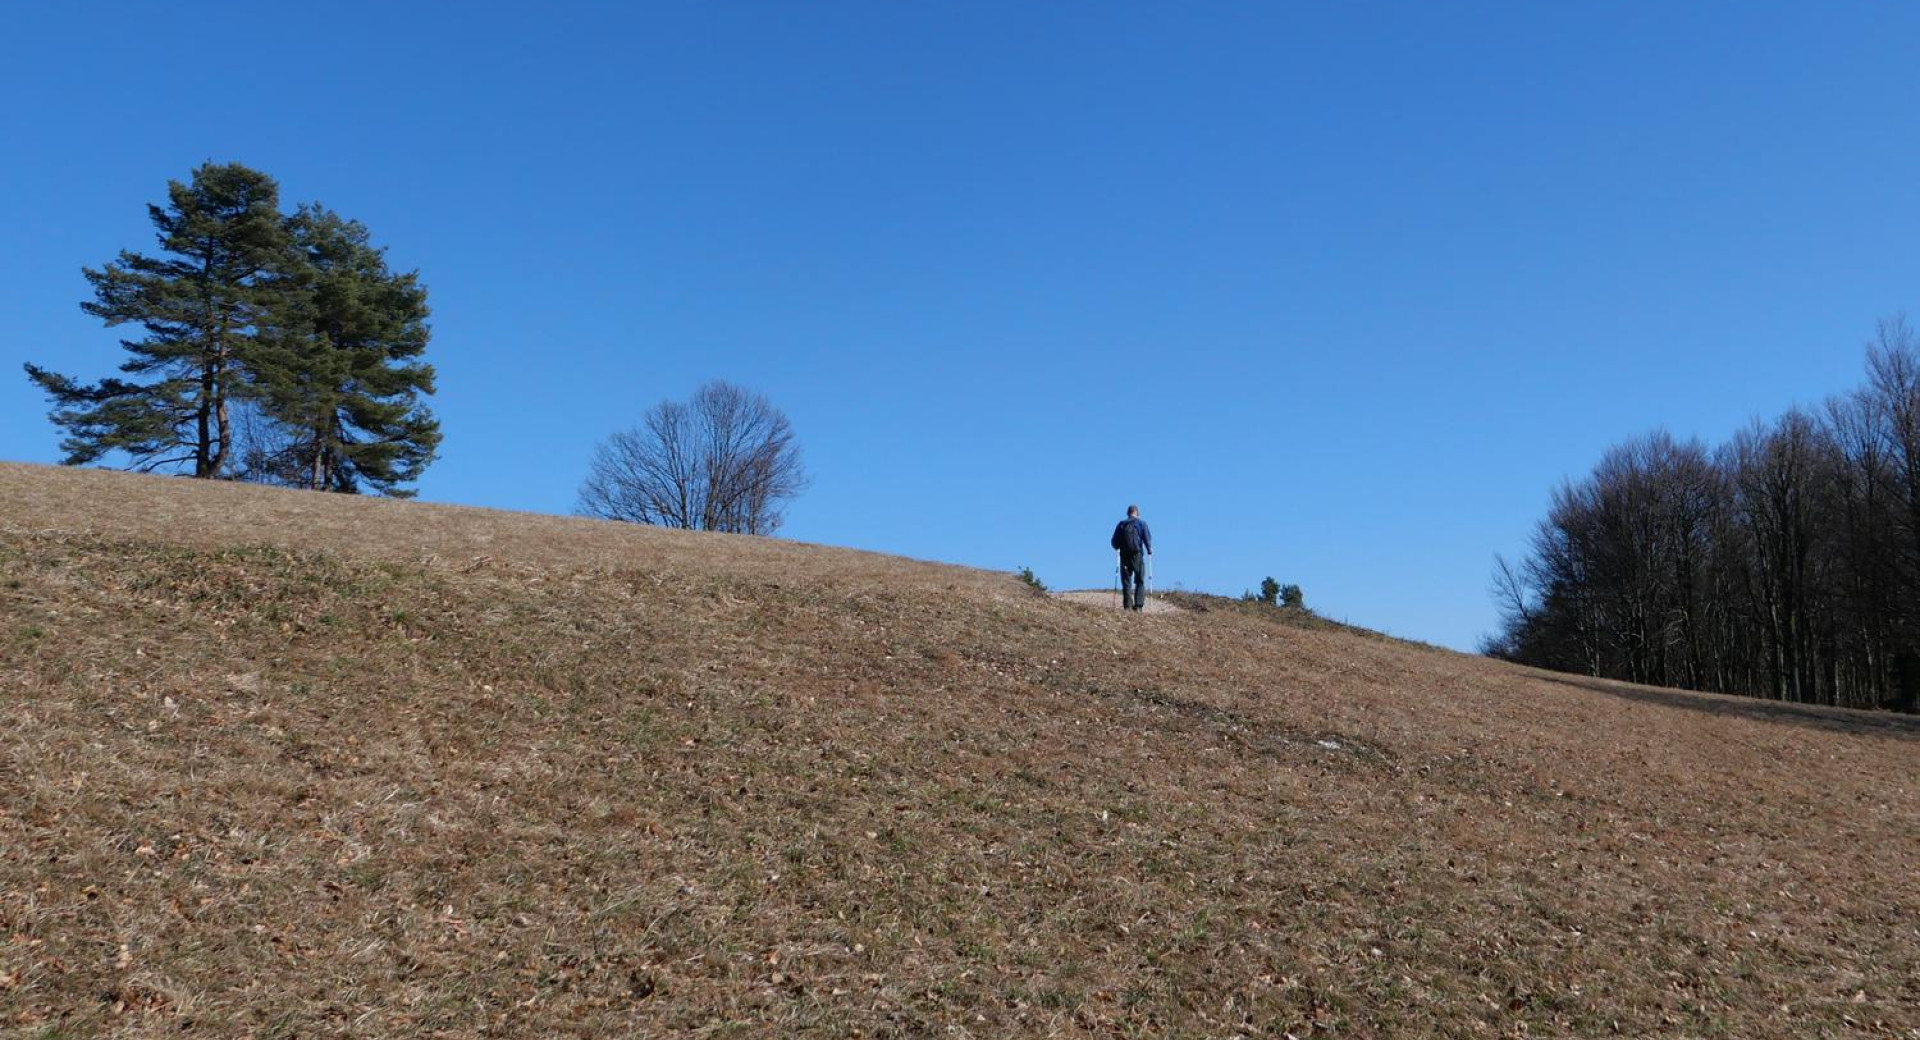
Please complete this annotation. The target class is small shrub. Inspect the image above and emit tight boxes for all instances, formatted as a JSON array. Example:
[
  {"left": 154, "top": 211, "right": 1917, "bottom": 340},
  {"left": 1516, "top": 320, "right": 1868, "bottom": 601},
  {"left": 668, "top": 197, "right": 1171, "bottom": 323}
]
[{"left": 1016, "top": 566, "right": 1048, "bottom": 593}]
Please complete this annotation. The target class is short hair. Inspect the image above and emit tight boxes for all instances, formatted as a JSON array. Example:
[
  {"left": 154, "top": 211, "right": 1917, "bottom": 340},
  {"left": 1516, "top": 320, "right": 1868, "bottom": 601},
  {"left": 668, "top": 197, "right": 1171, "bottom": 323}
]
[{"left": 1127, "top": 504, "right": 1139, "bottom": 516}]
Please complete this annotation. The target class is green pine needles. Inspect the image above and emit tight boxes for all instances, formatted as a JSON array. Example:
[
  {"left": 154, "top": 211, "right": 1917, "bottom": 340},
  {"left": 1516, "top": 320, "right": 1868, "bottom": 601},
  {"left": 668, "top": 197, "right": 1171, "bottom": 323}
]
[{"left": 25, "top": 162, "right": 440, "bottom": 495}]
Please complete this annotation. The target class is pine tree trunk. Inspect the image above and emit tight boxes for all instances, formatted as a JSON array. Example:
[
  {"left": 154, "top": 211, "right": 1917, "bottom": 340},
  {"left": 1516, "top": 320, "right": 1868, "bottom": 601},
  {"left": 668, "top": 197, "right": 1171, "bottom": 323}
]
[
  {"left": 211, "top": 366, "right": 231, "bottom": 479},
  {"left": 195, "top": 362, "right": 216, "bottom": 479}
]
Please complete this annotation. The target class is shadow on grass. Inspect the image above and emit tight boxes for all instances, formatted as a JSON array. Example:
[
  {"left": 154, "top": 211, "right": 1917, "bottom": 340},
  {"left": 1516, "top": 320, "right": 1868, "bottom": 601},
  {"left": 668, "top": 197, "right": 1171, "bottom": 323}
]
[
  {"left": 1158, "top": 591, "right": 1454, "bottom": 654},
  {"left": 1532, "top": 671, "right": 1920, "bottom": 741}
]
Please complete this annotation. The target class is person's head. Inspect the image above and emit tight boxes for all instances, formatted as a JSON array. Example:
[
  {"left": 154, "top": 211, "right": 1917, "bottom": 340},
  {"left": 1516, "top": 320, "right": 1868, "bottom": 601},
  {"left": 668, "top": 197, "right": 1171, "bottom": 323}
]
[{"left": 1127, "top": 504, "right": 1139, "bottom": 518}]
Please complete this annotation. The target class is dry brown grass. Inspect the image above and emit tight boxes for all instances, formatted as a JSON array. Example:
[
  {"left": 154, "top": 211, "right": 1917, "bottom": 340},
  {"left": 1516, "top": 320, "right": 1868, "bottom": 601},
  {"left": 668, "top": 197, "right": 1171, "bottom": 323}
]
[{"left": 2, "top": 461, "right": 1916, "bottom": 1039}]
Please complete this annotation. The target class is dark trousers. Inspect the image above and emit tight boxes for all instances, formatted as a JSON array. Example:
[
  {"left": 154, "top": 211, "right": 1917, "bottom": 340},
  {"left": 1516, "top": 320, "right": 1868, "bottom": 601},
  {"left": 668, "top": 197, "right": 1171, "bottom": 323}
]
[{"left": 1120, "top": 551, "right": 1147, "bottom": 610}]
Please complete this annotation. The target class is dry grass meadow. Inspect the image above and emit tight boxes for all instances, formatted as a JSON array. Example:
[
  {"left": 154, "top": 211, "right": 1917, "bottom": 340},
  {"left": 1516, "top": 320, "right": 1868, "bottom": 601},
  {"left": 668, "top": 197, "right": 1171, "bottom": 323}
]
[{"left": 3, "top": 461, "right": 1917, "bottom": 1038}]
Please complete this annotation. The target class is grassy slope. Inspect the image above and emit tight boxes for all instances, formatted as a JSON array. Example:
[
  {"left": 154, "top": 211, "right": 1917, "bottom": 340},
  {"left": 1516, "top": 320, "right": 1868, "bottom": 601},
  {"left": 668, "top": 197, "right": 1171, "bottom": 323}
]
[{"left": 2, "top": 461, "right": 1916, "bottom": 1039}]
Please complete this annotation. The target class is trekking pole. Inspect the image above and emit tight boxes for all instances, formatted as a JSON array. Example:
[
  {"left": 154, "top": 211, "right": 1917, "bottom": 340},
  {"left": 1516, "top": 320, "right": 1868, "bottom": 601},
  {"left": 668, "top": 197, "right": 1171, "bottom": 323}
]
[{"left": 1115, "top": 551, "right": 1122, "bottom": 610}]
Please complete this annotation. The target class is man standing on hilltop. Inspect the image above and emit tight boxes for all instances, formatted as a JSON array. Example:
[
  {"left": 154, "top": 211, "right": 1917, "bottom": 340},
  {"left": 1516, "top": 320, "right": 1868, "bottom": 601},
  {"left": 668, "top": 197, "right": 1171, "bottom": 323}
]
[{"left": 1111, "top": 505, "right": 1153, "bottom": 612}]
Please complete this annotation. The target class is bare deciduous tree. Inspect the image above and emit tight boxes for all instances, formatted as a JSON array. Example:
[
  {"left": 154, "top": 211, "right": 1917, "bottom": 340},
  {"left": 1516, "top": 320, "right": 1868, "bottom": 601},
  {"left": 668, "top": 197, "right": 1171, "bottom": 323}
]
[{"left": 579, "top": 381, "right": 807, "bottom": 535}]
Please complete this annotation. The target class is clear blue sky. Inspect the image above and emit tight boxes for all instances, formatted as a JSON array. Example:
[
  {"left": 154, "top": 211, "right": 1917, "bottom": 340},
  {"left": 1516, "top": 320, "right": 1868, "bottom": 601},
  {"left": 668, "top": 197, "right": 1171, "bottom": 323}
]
[{"left": 6, "top": 3, "right": 1918, "bottom": 650}]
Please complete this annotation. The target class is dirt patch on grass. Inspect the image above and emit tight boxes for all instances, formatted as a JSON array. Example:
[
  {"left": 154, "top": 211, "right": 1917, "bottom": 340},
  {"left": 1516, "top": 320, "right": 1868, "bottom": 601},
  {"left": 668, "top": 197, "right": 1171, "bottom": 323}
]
[
  {"left": 3, "top": 462, "right": 1918, "bottom": 1038},
  {"left": 1050, "top": 589, "right": 1185, "bottom": 614}
]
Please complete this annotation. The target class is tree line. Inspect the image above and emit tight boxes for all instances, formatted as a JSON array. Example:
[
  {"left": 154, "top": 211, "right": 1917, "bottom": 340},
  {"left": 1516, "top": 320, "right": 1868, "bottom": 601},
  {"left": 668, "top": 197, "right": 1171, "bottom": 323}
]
[
  {"left": 24, "top": 162, "right": 440, "bottom": 494},
  {"left": 1486, "top": 319, "right": 1920, "bottom": 713}
]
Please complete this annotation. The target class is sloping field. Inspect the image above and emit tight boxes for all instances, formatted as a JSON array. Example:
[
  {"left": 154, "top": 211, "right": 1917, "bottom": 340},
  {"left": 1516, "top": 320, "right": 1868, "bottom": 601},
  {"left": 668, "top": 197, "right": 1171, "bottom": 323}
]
[{"left": 2, "top": 461, "right": 1916, "bottom": 1038}]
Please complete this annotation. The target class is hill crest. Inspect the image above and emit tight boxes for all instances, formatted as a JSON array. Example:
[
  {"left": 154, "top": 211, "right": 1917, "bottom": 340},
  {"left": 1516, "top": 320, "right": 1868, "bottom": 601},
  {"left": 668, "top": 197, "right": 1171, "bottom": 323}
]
[{"left": 3, "top": 461, "right": 1916, "bottom": 1037}]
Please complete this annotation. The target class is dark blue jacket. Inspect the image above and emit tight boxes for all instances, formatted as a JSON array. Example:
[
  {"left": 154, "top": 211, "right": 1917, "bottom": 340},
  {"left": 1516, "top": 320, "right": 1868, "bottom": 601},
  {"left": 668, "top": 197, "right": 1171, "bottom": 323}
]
[{"left": 1111, "top": 517, "right": 1152, "bottom": 555}]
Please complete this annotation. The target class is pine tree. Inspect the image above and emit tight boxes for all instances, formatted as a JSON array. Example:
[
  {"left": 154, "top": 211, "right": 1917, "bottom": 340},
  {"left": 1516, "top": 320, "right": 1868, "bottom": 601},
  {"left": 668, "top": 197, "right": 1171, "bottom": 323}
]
[
  {"left": 25, "top": 163, "right": 292, "bottom": 477},
  {"left": 244, "top": 205, "right": 440, "bottom": 495}
]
